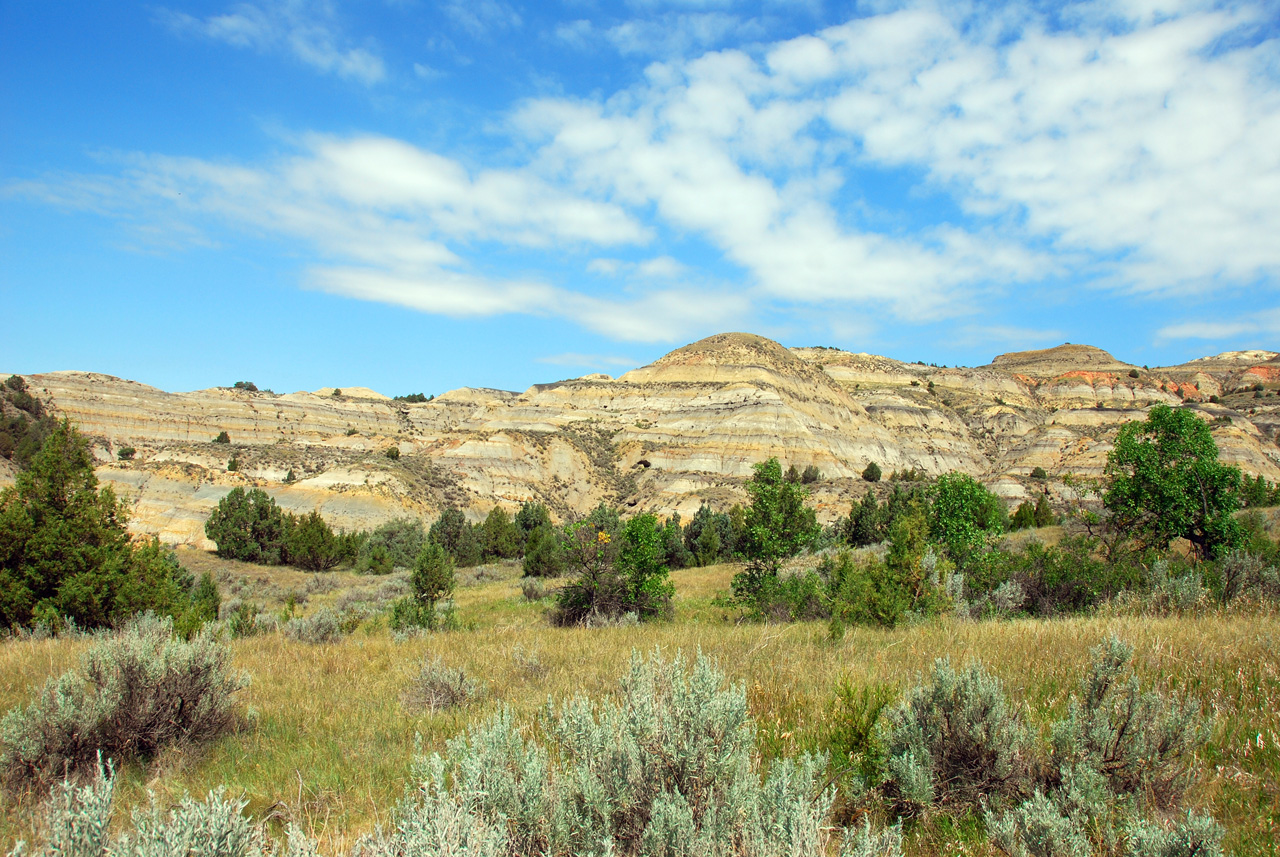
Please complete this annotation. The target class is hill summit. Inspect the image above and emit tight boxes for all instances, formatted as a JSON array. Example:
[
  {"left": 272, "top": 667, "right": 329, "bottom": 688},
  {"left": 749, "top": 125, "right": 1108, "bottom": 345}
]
[{"left": 987, "top": 344, "right": 1133, "bottom": 376}]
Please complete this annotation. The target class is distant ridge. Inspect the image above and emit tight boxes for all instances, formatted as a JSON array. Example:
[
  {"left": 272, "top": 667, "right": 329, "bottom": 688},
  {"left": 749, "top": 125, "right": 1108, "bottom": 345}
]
[{"left": 5, "top": 332, "right": 1278, "bottom": 549}]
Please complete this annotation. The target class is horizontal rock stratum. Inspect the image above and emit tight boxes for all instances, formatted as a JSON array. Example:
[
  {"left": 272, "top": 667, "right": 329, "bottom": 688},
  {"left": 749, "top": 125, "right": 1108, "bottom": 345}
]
[{"left": 4, "top": 333, "right": 1279, "bottom": 548}]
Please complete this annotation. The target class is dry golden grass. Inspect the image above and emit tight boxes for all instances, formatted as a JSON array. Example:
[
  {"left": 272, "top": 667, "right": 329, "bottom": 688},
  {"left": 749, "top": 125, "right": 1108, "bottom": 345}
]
[{"left": 2, "top": 557, "right": 1278, "bottom": 855}]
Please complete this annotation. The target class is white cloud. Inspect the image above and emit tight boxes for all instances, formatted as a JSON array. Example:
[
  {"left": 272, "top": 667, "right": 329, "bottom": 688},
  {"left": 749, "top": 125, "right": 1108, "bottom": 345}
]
[
  {"left": 443, "top": 0, "right": 522, "bottom": 39},
  {"left": 1157, "top": 309, "right": 1280, "bottom": 340},
  {"left": 554, "top": 19, "right": 595, "bottom": 50},
  {"left": 606, "top": 13, "right": 757, "bottom": 57},
  {"left": 636, "top": 256, "right": 686, "bottom": 278},
  {"left": 953, "top": 324, "right": 1067, "bottom": 351},
  {"left": 816, "top": 3, "right": 1280, "bottom": 294},
  {"left": 538, "top": 353, "right": 637, "bottom": 368},
  {"left": 161, "top": 1, "right": 386, "bottom": 85}
]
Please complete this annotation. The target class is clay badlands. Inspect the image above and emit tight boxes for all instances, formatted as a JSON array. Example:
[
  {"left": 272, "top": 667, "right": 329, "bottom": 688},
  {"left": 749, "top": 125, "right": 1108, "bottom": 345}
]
[{"left": 3, "top": 333, "right": 1278, "bottom": 549}]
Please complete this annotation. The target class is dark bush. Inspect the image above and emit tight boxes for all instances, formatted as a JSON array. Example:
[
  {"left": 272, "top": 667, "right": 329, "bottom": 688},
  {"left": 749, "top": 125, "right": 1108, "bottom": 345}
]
[
  {"left": 212, "top": 431, "right": 230, "bottom": 444},
  {"left": 1033, "top": 494, "right": 1056, "bottom": 527},
  {"left": 1010, "top": 537, "right": 1127, "bottom": 616},
  {"left": 358, "top": 517, "right": 426, "bottom": 572},
  {"left": 286, "top": 510, "right": 343, "bottom": 571},
  {"left": 1030, "top": 466, "right": 1048, "bottom": 480},
  {"left": 683, "top": 502, "right": 737, "bottom": 565},
  {"left": 204, "top": 487, "right": 289, "bottom": 565},
  {"left": 1129, "top": 369, "right": 1140, "bottom": 378},
  {"left": 116, "top": 446, "right": 135, "bottom": 461},
  {"left": 430, "top": 507, "right": 482, "bottom": 567},
  {"left": 862, "top": 462, "right": 882, "bottom": 483},
  {"left": 232, "top": 381, "right": 258, "bottom": 392},
  {"left": 522, "top": 523, "right": 565, "bottom": 577},
  {"left": 843, "top": 491, "right": 882, "bottom": 547},
  {"left": 801, "top": 464, "right": 822, "bottom": 484},
  {"left": 478, "top": 506, "right": 520, "bottom": 560},
  {"left": 384, "top": 446, "right": 400, "bottom": 460},
  {"left": 1010, "top": 501, "right": 1036, "bottom": 531},
  {"left": 0, "top": 614, "right": 245, "bottom": 790},
  {"left": 0, "top": 421, "right": 195, "bottom": 630}
]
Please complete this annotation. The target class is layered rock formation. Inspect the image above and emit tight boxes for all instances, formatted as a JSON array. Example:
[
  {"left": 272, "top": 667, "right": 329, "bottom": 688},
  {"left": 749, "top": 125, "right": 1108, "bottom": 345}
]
[{"left": 4, "top": 334, "right": 1278, "bottom": 548}]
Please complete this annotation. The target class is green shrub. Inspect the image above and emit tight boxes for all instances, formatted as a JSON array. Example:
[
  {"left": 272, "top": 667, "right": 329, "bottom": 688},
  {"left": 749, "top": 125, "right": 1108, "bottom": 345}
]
[
  {"left": 0, "top": 614, "right": 245, "bottom": 790},
  {"left": 862, "top": 462, "right": 882, "bottom": 483},
  {"left": 285, "top": 510, "right": 342, "bottom": 571},
  {"left": 0, "top": 421, "right": 195, "bottom": 630},
  {"left": 801, "top": 464, "right": 822, "bottom": 484},
  {"left": 204, "top": 487, "right": 289, "bottom": 565},
  {"left": 1030, "top": 466, "right": 1048, "bottom": 480},
  {"left": 1011, "top": 501, "right": 1036, "bottom": 531},
  {"left": 553, "top": 513, "right": 673, "bottom": 625},
  {"left": 384, "top": 446, "right": 400, "bottom": 460},
  {"left": 212, "top": 431, "right": 230, "bottom": 444},
  {"left": 522, "top": 523, "right": 564, "bottom": 577},
  {"left": 116, "top": 446, "right": 135, "bottom": 461},
  {"left": 733, "top": 458, "right": 820, "bottom": 610},
  {"left": 930, "top": 472, "right": 1006, "bottom": 566},
  {"left": 880, "top": 657, "right": 1031, "bottom": 813}
]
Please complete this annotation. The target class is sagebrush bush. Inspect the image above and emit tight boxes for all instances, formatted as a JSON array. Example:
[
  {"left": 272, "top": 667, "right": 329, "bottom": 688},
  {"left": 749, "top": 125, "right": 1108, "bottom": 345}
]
[
  {"left": 879, "top": 656, "right": 1031, "bottom": 813},
  {"left": 402, "top": 657, "right": 484, "bottom": 713},
  {"left": 986, "top": 790, "right": 1090, "bottom": 857},
  {"left": 431, "top": 649, "right": 835, "bottom": 856},
  {"left": 0, "top": 614, "right": 245, "bottom": 791},
  {"left": 1049, "top": 637, "right": 1210, "bottom": 811},
  {"left": 282, "top": 608, "right": 350, "bottom": 644},
  {"left": 838, "top": 820, "right": 903, "bottom": 857},
  {"left": 1125, "top": 813, "right": 1224, "bottom": 857},
  {"left": 1213, "top": 548, "right": 1279, "bottom": 605},
  {"left": 985, "top": 637, "right": 1216, "bottom": 857},
  {"left": 9, "top": 760, "right": 311, "bottom": 857}
]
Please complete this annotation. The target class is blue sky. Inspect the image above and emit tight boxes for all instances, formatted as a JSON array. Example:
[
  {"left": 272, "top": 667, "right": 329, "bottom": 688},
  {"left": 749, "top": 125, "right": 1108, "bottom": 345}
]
[{"left": 3, "top": 0, "right": 1279, "bottom": 397}]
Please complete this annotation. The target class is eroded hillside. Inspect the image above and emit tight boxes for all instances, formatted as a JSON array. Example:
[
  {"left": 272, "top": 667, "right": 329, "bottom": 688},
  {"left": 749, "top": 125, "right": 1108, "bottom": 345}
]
[{"left": 4, "top": 333, "right": 1279, "bottom": 548}]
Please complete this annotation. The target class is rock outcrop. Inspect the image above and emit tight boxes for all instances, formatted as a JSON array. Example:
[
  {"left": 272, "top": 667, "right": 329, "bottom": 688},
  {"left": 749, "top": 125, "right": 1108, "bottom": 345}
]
[{"left": 4, "top": 333, "right": 1279, "bottom": 548}]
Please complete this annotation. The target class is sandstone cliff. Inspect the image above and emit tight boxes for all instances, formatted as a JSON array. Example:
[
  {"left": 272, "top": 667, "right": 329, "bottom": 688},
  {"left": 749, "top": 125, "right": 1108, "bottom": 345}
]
[{"left": 4, "top": 336, "right": 1278, "bottom": 548}]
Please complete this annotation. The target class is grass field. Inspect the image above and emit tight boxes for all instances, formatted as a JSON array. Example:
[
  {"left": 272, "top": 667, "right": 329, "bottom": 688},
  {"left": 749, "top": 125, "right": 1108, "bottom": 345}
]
[{"left": 2, "top": 551, "right": 1278, "bottom": 855}]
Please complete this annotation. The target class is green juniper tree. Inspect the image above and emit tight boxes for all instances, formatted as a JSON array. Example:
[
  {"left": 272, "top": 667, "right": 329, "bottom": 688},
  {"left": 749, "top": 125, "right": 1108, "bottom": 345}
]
[{"left": 0, "top": 420, "right": 194, "bottom": 630}]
